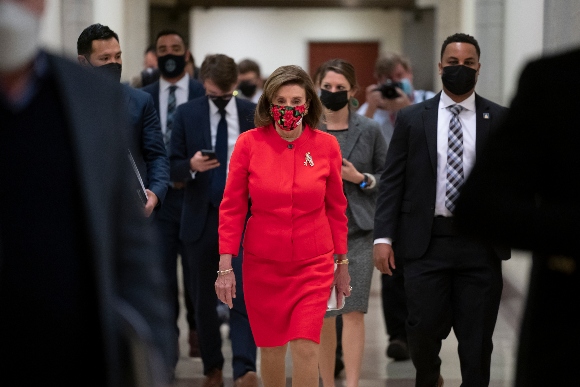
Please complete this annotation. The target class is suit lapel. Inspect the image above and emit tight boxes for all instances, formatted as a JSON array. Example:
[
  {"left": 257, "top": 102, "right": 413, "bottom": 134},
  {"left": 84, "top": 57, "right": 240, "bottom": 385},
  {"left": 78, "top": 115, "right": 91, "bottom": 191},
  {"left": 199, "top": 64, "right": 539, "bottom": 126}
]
[
  {"left": 342, "top": 113, "right": 362, "bottom": 159},
  {"left": 423, "top": 93, "right": 441, "bottom": 176},
  {"left": 200, "top": 97, "right": 212, "bottom": 148},
  {"left": 474, "top": 93, "right": 490, "bottom": 159}
]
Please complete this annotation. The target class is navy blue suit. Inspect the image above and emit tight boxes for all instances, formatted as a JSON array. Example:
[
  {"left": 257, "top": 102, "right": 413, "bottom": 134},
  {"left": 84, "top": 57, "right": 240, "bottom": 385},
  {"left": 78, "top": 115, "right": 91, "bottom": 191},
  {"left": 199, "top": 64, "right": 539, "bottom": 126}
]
[
  {"left": 170, "top": 96, "right": 257, "bottom": 379},
  {"left": 121, "top": 84, "right": 169, "bottom": 204},
  {"left": 142, "top": 76, "right": 206, "bottom": 367}
]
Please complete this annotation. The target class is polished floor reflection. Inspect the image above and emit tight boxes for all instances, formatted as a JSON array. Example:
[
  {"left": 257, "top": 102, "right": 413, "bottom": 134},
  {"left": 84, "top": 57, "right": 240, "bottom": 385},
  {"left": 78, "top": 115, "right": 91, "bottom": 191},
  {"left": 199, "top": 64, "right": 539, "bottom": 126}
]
[{"left": 173, "top": 251, "right": 531, "bottom": 386}]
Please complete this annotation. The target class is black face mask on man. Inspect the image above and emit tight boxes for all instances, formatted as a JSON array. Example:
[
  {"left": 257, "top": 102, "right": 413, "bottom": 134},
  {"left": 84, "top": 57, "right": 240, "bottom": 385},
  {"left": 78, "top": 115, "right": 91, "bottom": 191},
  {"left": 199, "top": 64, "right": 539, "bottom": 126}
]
[
  {"left": 158, "top": 54, "right": 186, "bottom": 79},
  {"left": 238, "top": 80, "right": 258, "bottom": 98},
  {"left": 320, "top": 89, "right": 349, "bottom": 111},
  {"left": 441, "top": 65, "right": 477, "bottom": 96},
  {"left": 209, "top": 95, "right": 232, "bottom": 111},
  {"left": 93, "top": 62, "right": 122, "bottom": 83}
]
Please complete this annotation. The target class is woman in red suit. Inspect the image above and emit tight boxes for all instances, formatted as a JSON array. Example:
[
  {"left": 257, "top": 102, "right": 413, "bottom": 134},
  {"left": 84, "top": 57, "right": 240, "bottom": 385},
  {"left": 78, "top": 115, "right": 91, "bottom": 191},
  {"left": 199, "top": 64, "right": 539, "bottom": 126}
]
[{"left": 215, "top": 65, "right": 351, "bottom": 387}]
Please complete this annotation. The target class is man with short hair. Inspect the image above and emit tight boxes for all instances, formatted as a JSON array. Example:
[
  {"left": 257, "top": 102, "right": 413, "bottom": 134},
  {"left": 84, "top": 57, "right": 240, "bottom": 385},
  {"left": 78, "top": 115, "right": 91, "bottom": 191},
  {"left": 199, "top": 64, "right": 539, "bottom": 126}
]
[
  {"left": 170, "top": 54, "right": 258, "bottom": 387},
  {"left": 77, "top": 23, "right": 169, "bottom": 219},
  {"left": 373, "top": 33, "right": 509, "bottom": 387},
  {"left": 236, "top": 58, "right": 263, "bottom": 104},
  {"left": 142, "top": 29, "right": 206, "bottom": 365},
  {"left": 358, "top": 52, "right": 435, "bottom": 146},
  {"left": 131, "top": 44, "right": 160, "bottom": 88}
]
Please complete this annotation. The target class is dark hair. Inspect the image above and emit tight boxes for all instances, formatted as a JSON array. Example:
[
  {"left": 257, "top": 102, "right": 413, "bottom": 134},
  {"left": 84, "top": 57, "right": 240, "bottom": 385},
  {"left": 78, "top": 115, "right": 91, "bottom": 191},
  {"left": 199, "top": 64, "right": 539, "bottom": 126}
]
[
  {"left": 316, "top": 58, "right": 358, "bottom": 91},
  {"left": 374, "top": 52, "right": 411, "bottom": 79},
  {"left": 199, "top": 54, "right": 238, "bottom": 92},
  {"left": 238, "top": 59, "right": 261, "bottom": 78},
  {"left": 77, "top": 24, "right": 119, "bottom": 56},
  {"left": 155, "top": 29, "right": 187, "bottom": 48},
  {"left": 255, "top": 65, "right": 322, "bottom": 129},
  {"left": 440, "top": 33, "right": 481, "bottom": 59}
]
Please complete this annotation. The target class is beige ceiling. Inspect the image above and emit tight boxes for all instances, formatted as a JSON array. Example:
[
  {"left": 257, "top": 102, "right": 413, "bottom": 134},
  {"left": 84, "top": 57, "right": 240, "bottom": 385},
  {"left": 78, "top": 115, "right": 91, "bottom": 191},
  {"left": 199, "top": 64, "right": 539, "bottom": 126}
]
[{"left": 150, "top": 0, "right": 415, "bottom": 9}]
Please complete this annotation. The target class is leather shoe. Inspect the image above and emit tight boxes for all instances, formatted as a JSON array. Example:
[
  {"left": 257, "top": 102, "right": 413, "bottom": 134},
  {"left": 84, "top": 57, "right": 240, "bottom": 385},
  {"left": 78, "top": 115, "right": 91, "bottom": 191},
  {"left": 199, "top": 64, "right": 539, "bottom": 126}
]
[
  {"left": 436, "top": 374, "right": 444, "bottom": 387},
  {"left": 188, "top": 329, "right": 201, "bottom": 358},
  {"left": 234, "top": 371, "right": 258, "bottom": 387},
  {"left": 202, "top": 368, "right": 223, "bottom": 387},
  {"left": 386, "top": 339, "right": 410, "bottom": 361}
]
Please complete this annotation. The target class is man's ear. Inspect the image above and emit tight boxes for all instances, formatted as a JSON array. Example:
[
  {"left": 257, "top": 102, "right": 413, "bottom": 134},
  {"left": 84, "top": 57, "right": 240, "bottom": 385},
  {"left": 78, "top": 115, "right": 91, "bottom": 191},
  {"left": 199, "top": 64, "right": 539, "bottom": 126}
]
[{"left": 78, "top": 55, "right": 89, "bottom": 67}]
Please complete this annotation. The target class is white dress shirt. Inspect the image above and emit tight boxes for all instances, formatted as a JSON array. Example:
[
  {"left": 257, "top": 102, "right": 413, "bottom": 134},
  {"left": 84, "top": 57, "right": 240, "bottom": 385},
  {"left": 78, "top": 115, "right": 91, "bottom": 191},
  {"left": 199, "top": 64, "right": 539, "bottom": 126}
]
[
  {"left": 159, "top": 73, "right": 190, "bottom": 135},
  {"left": 435, "top": 91, "right": 477, "bottom": 217}
]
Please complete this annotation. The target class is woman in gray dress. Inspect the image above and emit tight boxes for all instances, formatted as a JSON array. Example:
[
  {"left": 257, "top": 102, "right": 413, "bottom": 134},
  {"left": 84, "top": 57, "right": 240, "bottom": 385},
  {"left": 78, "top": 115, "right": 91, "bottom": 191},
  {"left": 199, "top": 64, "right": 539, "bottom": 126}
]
[{"left": 316, "top": 59, "right": 388, "bottom": 387}]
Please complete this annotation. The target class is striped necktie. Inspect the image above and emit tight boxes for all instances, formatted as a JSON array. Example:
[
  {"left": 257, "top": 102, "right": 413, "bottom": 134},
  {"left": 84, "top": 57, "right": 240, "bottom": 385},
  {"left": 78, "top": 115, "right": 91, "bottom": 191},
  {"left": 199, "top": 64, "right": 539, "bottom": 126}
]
[
  {"left": 164, "top": 85, "right": 177, "bottom": 153},
  {"left": 445, "top": 104, "right": 464, "bottom": 213}
]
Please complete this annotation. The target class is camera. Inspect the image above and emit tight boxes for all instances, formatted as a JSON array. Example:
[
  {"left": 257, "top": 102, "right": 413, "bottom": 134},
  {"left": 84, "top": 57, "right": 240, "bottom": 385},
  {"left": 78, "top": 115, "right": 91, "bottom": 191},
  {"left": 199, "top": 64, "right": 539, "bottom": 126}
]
[{"left": 375, "top": 80, "right": 403, "bottom": 99}]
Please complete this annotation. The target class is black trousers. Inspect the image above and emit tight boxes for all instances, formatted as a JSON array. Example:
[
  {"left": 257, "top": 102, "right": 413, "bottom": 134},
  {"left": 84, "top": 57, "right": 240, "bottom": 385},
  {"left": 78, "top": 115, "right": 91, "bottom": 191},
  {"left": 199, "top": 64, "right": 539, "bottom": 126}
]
[{"left": 404, "top": 227, "right": 503, "bottom": 387}]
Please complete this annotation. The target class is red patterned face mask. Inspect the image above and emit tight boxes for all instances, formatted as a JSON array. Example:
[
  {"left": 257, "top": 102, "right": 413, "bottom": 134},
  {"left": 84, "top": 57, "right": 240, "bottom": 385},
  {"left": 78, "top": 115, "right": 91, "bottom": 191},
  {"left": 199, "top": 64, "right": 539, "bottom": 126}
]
[{"left": 270, "top": 104, "right": 306, "bottom": 131}]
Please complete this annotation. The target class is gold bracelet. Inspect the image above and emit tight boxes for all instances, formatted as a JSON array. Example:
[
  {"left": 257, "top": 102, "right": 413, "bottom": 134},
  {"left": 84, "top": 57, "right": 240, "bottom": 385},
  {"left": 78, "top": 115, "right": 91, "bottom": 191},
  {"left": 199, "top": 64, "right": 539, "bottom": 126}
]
[
  {"left": 217, "top": 268, "right": 233, "bottom": 276},
  {"left": 335, "top": 259, "right": 349, "bottom": 265}
]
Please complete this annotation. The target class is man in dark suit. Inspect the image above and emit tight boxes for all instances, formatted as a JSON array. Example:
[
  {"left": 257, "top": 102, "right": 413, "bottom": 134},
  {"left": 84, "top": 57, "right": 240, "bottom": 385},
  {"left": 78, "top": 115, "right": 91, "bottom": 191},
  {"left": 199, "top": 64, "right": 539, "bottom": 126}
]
[
  {"left": 0, "top": 0, "right": 173, "bottom": 385},
  {"left": 170, "top": 54, "right": 258, "bottom": 387},
  {"left": 76, "top": 23, "right": 169, "bottom": 217},
  {"left": 455, "top": 48, "right": 580, "bottom": 387},
  {"left": 142, "top": 29, "right": 206, "bottom": 362},
  {"left": 373, "top": 33, "right": 510, "bottom": 387}
]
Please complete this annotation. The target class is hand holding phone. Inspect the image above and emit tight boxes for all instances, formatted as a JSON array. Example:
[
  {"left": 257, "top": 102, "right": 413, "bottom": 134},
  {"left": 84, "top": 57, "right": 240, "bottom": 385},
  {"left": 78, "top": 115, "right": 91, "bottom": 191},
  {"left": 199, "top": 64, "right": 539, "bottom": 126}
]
[{"left": 201, "top": 149, "right": 217, "bottom": 160}]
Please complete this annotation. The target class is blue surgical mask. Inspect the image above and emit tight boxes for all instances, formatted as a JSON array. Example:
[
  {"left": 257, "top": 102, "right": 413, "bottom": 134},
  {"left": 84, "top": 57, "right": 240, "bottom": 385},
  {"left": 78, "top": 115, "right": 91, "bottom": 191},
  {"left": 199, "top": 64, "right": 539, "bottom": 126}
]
[{"left": 399, "top": 78, "right": 413, "bottom": 97}]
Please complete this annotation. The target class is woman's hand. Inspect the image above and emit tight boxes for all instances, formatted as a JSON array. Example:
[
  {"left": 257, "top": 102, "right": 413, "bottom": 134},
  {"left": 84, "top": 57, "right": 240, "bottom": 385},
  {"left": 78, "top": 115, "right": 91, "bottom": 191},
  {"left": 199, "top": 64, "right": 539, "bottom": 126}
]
[
  {"left": 341, "top": 158, "right": 364, "bottom": 184},
  {"left": 333, "top": 255, "right": 351, "bottom": 308},
  {"left": 215, "top": 254, "right": 236, "bottom": 309}
]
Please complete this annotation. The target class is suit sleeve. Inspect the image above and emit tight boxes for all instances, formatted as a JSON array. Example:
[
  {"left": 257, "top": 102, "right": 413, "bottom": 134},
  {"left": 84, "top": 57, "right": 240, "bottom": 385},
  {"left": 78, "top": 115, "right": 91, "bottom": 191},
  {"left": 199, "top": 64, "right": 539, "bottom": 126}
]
[
  {"left": 169, "top": 106, "right": 193, "bottom": 182},
  {"left": 141, "top": 94, "right": 169, "bottom": 203},
  {"left": 219, "top": 132, "right": 251, "bottom": 256},
  {"left": 325, "top": 136, "right": 348, "bottom": 254},
  {"left": 373, "top": 108, "right": 410, "bottom": 240}
]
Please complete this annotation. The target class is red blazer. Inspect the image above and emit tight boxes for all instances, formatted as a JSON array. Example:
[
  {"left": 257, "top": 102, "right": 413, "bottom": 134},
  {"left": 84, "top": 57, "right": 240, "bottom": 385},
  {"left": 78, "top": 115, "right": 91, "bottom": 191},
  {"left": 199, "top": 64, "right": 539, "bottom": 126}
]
[{"left": 219, "top": 124, "right": 348, "bottom": 262}]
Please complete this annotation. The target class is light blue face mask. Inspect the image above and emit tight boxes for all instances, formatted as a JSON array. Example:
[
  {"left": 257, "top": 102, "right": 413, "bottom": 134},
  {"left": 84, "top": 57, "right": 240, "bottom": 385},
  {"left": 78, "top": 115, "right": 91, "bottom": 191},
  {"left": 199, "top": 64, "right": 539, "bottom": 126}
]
[{"left": 399, "top": 78, "right": 413, "bottom": 97}]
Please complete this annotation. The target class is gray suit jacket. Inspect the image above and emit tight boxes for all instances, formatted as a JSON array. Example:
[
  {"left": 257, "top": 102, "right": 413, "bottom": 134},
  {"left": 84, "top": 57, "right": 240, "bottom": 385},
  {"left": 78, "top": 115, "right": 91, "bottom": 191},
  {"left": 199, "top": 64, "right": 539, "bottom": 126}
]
[{"left": 319, "top": 113, "right": 388, "bottom": 231}]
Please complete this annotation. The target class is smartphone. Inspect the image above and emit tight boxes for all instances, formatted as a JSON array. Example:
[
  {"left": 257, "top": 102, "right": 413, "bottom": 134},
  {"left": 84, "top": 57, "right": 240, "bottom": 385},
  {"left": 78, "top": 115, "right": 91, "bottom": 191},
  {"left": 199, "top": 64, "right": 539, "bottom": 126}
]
[{"left": 201, "top": 149, "right": 217, "bottom": 160}]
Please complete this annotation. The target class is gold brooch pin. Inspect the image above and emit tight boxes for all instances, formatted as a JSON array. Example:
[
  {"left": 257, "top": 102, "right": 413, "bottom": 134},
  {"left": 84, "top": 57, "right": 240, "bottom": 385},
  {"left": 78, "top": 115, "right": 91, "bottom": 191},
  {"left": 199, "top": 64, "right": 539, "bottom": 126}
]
[{"left": 304, "top": 152, "right": 314, "bottom": 167}]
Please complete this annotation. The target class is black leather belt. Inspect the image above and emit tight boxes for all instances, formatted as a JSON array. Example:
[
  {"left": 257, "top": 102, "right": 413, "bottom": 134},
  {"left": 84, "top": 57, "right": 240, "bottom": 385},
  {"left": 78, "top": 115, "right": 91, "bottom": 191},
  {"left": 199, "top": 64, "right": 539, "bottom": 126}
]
[{"left": 431, "top": 216, "right": 458, "bottom": 236}]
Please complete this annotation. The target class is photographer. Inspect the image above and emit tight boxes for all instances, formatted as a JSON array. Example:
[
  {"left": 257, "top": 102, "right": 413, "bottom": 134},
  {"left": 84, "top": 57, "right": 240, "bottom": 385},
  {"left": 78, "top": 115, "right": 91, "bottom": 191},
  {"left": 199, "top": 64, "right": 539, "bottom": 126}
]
[{"left": 358, "top": 52, "right": 435, "bottom": 146}]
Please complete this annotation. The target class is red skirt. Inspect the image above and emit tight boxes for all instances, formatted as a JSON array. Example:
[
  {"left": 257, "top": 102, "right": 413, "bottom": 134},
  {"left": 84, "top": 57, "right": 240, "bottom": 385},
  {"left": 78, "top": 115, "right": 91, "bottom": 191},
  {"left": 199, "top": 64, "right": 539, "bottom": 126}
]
[{"left": 242, "top": 251, "right": 334, "bottom": 347}]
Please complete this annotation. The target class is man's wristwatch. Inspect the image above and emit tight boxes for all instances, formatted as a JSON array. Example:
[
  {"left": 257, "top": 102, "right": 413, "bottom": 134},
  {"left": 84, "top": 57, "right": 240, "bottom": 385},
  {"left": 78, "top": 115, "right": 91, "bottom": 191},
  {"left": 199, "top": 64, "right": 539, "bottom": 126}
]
[{"left": 359, "top": 174, "right": 370, "bottom": 189}]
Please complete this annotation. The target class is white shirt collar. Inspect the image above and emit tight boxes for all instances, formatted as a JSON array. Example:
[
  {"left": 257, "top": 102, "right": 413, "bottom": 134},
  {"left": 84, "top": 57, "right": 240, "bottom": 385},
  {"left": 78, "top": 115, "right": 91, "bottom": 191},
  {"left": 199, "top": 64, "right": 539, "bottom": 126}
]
[
  {"left": 439, "top": 90, "right": 476, "bottom": 112},
  {"left": 160, "top": 73, "right": 190, "bottom": 93}
]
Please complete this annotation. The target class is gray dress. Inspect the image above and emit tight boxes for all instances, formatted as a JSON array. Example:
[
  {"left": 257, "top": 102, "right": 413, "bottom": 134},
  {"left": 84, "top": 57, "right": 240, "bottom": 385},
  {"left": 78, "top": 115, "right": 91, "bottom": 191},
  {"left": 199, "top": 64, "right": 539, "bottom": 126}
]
[{"left": 319, "top": 114, "right": 388, "bottom": 316}]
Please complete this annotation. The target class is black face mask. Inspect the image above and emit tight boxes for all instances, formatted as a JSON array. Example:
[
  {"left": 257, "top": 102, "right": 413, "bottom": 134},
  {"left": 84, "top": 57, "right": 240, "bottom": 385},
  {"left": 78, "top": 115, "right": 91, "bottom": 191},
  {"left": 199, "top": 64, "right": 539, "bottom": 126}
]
[
  {"left": 88, "top": 60, "right": 122, "bottom": 83},
  {"left": 158, "top": 54, "right": 186, "bottom": 78},
  {"left": 238, "top": 80, "right": 258, "bottom": 98},
  {"left": 209, "top": 95, "right": 232, "bottom": 111},
  {"left": 320, "top": 89, "right": 349, "bottom": 111},
  {"left": 441, "top": 65, "right": 477, "bottom": 96}
]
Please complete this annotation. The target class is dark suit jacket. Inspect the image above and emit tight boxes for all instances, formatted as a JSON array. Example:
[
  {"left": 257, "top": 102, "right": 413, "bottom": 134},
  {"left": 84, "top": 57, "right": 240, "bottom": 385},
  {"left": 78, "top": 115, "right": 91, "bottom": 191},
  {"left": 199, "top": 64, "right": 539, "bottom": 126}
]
[
  {"left": 318, "top": 113, "right": 388, "bottom": 231},
  {"left": 455, "top": 49, "right": 580, "bottom": 256},
  {"left": 0, "top": 53, "right": 174, "bottom": 385},
  {"left": 141, "top": 76, "right": 205, "bottom": 120},
  {"left": 121, "top": 85, "right": 169, "bottom": 204},
  {"left": 374, "top": 92, "right": 510, "bottom": 260},
  {"left": 169, "top": 96, "right": 256, "bottom": 243}
]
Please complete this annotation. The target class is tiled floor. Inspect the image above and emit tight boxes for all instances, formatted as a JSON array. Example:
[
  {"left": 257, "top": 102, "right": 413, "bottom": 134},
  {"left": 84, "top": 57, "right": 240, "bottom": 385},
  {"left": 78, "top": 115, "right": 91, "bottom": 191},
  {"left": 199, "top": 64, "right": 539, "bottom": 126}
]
[{"left": 173, "top": 251, "right": 532, "bottom": 386}]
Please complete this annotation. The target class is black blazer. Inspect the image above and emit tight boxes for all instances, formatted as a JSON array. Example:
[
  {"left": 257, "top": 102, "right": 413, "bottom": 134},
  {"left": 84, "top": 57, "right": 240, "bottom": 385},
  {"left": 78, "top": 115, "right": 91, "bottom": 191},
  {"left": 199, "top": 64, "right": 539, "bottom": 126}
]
[
  {"left": 169, "top": 96, "right": 256, "bottom": 242},
  {"left": 374, "top": 92, "right": 510, "bottom": 260},
  {"left": 455, "top": 48, "right": 580, "bottom": 257},
  {"left": 0, "top": 53, "right": 174, "bottom": 385},
  {"left": 141, "top": 77, "right": 205, "bottom": 119}
]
